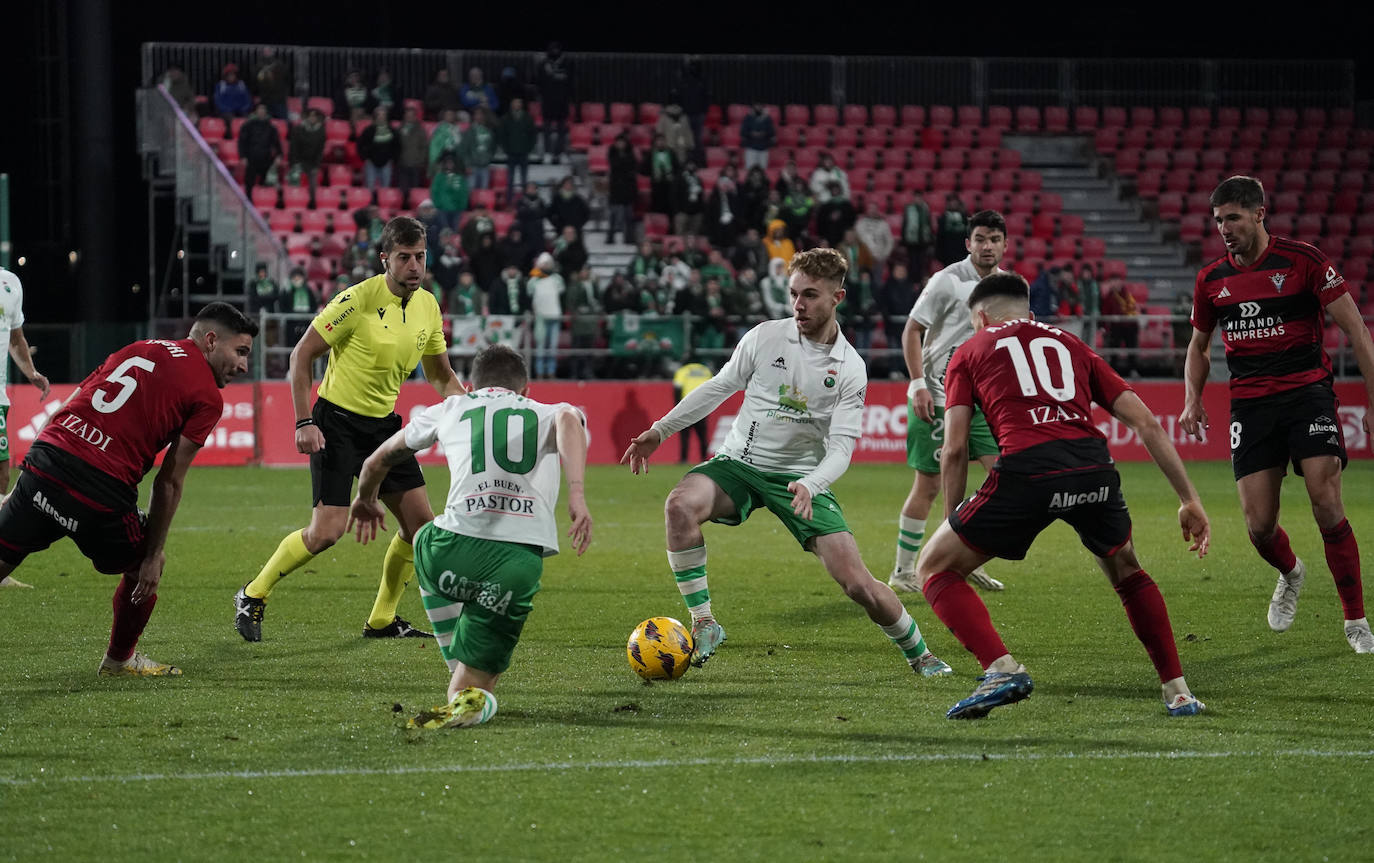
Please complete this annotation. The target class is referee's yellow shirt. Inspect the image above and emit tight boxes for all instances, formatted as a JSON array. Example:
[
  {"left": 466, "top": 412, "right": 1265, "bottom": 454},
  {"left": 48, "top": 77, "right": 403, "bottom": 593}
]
[
  {"left": 673, "top": 362, "right": 713, "bottom": 397},
  {"left": 313, "top": 274, "right": 448, "bottom": 417}
]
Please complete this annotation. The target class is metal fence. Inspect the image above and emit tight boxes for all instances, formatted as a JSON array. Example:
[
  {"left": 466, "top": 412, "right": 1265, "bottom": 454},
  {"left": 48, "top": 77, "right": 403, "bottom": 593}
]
[
  {"left": 142, "top": 43, "right": 1355, "bottom": 111},
  {"left": 241, "top": 310, "right": 1373, "bottom": 384},
  {"left": 137, "top": 84, "right": 288, "bottom": 317}
]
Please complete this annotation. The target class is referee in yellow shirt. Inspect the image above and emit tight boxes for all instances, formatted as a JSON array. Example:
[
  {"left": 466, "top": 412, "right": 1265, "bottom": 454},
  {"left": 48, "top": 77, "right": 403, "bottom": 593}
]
[
  {"left": 673, "top": 361, "right": 714, "bottom": 463},
  {"left": 234, "top": 216, "right": 466, "bottom": 641}
]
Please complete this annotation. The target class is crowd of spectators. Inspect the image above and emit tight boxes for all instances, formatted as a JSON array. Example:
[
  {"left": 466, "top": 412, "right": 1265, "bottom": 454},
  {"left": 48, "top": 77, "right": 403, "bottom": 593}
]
[{"left": 171, "top": 49, "right": 1173, "bottom": 380}]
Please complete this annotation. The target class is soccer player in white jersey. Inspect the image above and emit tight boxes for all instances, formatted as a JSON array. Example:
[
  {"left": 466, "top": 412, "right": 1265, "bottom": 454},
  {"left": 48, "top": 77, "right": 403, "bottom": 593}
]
[
  {"left": 621, "top": 248, "right": 952, "bottom": 676},
  {"left": 890, "top": 210, "right": 1009, "bottom": 594},
  {"left": 348, "top": 344, "right": 593, "bottom": 728},
  {"left": 0, "top": 266, "right": 50, "bottom": 589}
]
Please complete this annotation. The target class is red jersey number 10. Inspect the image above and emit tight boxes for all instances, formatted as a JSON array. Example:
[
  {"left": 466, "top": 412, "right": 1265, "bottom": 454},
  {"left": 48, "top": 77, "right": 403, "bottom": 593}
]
[{"left": 994, "top": 336, "right": 1076, "bottom": 402}]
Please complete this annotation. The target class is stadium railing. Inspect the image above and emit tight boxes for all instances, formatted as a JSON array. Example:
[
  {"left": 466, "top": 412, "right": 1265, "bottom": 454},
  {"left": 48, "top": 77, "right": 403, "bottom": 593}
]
[
  {"left": 249, "top": 310, "right": 1371, "bottom": 383},
  {"left": 138, "top": 83, "right": 288, "bottom": 334},
  {"left": 141, "top": 44, "right": 1355, "bottom": 111}
]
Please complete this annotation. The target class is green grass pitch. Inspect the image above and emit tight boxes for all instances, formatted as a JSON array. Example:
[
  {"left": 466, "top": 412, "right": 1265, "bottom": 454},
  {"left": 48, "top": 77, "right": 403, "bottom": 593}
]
[{"left": 3, "top": 460, "right": 1373, "bottom": 861}]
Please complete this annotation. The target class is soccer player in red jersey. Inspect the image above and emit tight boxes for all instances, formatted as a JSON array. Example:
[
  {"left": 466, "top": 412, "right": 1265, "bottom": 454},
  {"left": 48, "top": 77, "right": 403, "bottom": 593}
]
[
  {"left": 913, "top": 273, "right": 1211, "bottom": 719},
  {"left": 1181, "top": 176, "right": 1374, "bottom": 653},
  {"left": 0, "top": 303, "right": 257, "bottom": 676}
]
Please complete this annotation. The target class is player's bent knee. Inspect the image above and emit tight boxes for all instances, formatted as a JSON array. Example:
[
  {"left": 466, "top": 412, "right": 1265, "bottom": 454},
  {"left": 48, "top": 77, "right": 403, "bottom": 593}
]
[{"left": 664, "top": 489, "right": 708, "bottom": 528}]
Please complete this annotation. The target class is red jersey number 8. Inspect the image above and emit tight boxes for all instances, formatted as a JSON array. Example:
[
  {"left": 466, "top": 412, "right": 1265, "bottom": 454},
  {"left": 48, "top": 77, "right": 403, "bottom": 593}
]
[{"left": 91, "top": 356, "right": 156, "bottom": 414}]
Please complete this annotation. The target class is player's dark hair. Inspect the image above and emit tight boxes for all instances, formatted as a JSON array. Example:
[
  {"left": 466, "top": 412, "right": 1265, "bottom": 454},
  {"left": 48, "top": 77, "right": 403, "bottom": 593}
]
[
  {"left": 196, "top": 301, "right": 259, "bottom": 337},
  {"left": 379, "top": 216, "right": 426, "bottom": 253},
  {"left": 471, "top": 344, "right": 528, "bottom": 392},
  {"left": 967, "top": 209, "right": 1007, "bottom": 238},
  {"left": 1210, "top": 176, "right": 1266, "bottom": 210},
  {"left": 967, "top": 272, "right": 1030, "bottom": 309}
]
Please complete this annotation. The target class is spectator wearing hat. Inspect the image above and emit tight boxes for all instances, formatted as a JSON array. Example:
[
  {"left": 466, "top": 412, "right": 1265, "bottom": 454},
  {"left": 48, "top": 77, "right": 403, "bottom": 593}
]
[
  {"left": 214, "top": 63, "right": 253, "bottom": 125},
  {"left": 529, "top": 253, "right": 565, "bottom": 378}
]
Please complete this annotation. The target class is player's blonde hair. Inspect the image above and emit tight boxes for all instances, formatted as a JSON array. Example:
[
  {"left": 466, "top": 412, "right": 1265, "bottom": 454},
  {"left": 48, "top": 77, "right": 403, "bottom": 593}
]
[{"left": 787, "top": 248, "right": 849, "bottom": 288}]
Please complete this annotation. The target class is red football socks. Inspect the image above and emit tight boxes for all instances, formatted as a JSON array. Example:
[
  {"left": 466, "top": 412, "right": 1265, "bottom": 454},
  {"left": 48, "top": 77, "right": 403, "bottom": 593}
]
[
  {"left": 1321, "top": 518, "right": 1364, "bottom": 620},
  {"left": 107, "top": 575, "right": 157, "bottom": 663},
  {"left": 1115, "top": 571, "right": 1183, "bottom": 683},
  {"left": 922, "top": 570, "right": 1007, "bottom": 668},
  {"left": 1251, "top": 526, "right": 1298, "bottom": 575}
]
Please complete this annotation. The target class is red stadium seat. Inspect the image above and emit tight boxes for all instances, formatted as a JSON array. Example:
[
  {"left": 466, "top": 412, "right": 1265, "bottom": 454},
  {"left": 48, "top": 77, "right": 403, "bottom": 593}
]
[
  {"left": 199, "top": 117, "right": 226, "bottom": 143},
  {"left": 1043, "top": 106, "right": 1068, "bottom": 133},
  {"left": 1130, "top": 107, "right": 1155, "bottom": 127},
  {"left": 638, "top": 102, "right": 661, "bottom": 125},
  {"left": 947, "top": 127, "right": 975, "bottom": 149},
  {"left": 325, "top": 164, "right": 353, "bottom": 188},
  {"left": 314, "top": 187, "right": 342, "bottom": 211},
  {"left": 900, "top": 105, "right": 925, "bottom": 127},
  {"left": 1348, "top": 236, "right": 1374, "bottom": 258},
  {"left": 814, "top": 104, "right": 839, "bottom": 126},
  {"left": 344, "top": 187, "right": 372, "bottom": 210},
  {"left": 1215, "top": 107, "right": 1241, "bottom": 127},
  {"left": 1271, "top": 107, "right": 1297, "bottom": 128},
  {"left": 928, "top": 105, "right": 954, "bottom": 127},
  {"left": 1327, "top": 214, "right": 1352, "bottom": 238},
  {"left": 1021, "top": 174, "right": 1046, "bottom": 194},
  {"left": 282, "top": 186, "right": 310, "bottom": 210},
  {"left": 907, "top": 149, "right": 936, "bottom": 171},
  {"left": 984, "top": 105, "right": 1011, "bottom": 129},
  {"left": 301, "top": 210, "right": 329, "bottom": 234},
  {"left": 1331, "top": 108, "right": 1354, "bottom": 128},
  {"left": 843, "top": 104, "right": 868, "bottom": 126},
  {"left": 1310, "top": 170, "right": 1337, "bottom": 193},
  {"left": 1300, "top": 107, "right": 1327, "bottom": 128},
  {"left": 1081, "top": 237, "right": 1107, "bottom": 259},
  {"left": 1157, "top": 106, "right": 1184, "bottom": 128},
  {"left": 251, "top": 186, "right": 279, "bottom": 209},
  {"left": 1235, "top": 127, "right": 1265, "bottom": 149},
  {"left": 306, "top": 96, "right": 334, "bottom": 117},
  {"left": 1135, "top": 170, "right": 1164, "bottom": 197},
  {"left": 1102, "top": 106, "right": 1127, "bottom": 127},
  {"left": 580, "top": 102, "right": 606, "bottom": 124},
  {"left": 1157, "top": 193, "right": 1184, "bottom": 220},
  {"left": 376, "top": 187, "right": 402, "bottom": 210},
  {"left": 609, "top": 102, "right": 634, "bottom": 125},
  {"left": 1015, "top": 106, "right": 1041, "bottom": 132},
  {"left": 1073, "top": 106, "right": 1099, "bottom": 130},
  {"left": 1315, "top": 149, "right": 1345, "bottom": 171},
  {"left": 832, "top": 127, "right": 858, "bottom": 149},
  {"left": 568, "top": 124, "right": 594, "bottom": 150},
  {"left": 643, "top": 213, "right": 668, "bottom": 237},
  {"left": 871, "top": 105, "right": 896, "bottom": 127},
  {"left": 1243, "top": 107, "right": 1270, "bottom": 128},
  {"left": 719, "top": 126, "right": 742, "bottom": 148},
  {"left": 784, "top": 104, "right": 810, "bottom": 126},
  {"left": 267, "top": 209, "right": 296, "bottom": 232}
]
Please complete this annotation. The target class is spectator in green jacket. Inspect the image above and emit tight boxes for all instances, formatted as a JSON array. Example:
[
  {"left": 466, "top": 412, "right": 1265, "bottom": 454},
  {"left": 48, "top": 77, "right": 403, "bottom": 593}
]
[
  {"left": 429, "top": 108, "right": 462, "bottom": 173},
  {"left": 460, "top": 107, "right": 498, "bottom": 190},
  {"left": 500, "top": 97, "right": 537, "bottom": 201},
  {"left": 430, "top": 155, "right": 470, "bottom": 231}
]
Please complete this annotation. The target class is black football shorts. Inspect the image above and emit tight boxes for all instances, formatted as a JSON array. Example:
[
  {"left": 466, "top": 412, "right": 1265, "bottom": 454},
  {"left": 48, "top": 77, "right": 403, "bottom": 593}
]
[
  {"left": 309, "top": 397, "right": 426, "bottom": 507},
  {"left": 949, "top": 468, "right": 1132, "bottom": 561},
  {"left": 0, "top": 469, "right": 146, "bottom": 574},
  {"left": 1229, "top": 382, "right": 1348, "bottom": 480}
]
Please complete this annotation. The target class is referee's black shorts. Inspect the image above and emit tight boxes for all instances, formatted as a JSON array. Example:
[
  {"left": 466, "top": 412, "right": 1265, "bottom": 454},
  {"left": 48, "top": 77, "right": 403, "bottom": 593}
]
[{"left": 309, "top": 397, "right": 426, "bottom": 507}]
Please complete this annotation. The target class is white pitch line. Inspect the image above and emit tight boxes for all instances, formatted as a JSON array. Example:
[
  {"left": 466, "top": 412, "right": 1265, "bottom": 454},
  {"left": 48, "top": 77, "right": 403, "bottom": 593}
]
[{"left": 3, "top": 748, "right": 1373, "bottom": 787}]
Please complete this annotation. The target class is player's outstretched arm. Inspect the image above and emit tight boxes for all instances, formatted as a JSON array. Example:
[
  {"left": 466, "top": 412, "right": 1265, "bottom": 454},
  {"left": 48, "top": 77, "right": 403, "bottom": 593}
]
[
  {"left": 348, "top": 429, "right": 413, "bottom": 544},
  {"left": 1179, "top": 327, "right": 1213, "bottom": 441},
  {"left": 8, "top": 327, "right": 50, "bottom": 399},
  {"left": 902, "top": 319, "right": 935, "bottom": 422},
  {"left": 555, "top": 407, "right": 593, "bottom": 555},
  {"left": 131, "top": 434, "right": 204, "bottom": 604},
  {"left": 1110, "top": 391, "right": 1210, "bottom": 558},
  {"left": 421, "top": 351, "right": 468, "bottom": 399},
  {"left": 620, "top": 427, "right": 662, "bottom": 475},
  {"left": 939, "top": 405, "right": 973, "bottom": 520},
  {"left": 1324, "top": 293, "right": 1374, "bottom": 436},
  {"left": 289, "top": 326, "right": 332, "bottom": 454}
]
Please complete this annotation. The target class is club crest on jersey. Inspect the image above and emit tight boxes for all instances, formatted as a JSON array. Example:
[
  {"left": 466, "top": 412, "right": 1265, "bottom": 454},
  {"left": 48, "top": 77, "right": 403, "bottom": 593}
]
[
  {"left": 1270, "top": 273, "right": 1286, "bottom": 293},
  {"left": 771, "top": 356, "right": 787, "bottom": 369},
  {"left": 824, "top": 376, "right": 835, "bottom": 388}
]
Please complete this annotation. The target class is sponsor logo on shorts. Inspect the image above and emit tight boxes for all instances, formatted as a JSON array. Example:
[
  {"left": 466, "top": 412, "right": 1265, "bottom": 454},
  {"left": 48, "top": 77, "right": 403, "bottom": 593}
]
[
  {"left": 32, "top": 490, "right": 78, "bottom": 531},
  {"left": 1309, "top": 416, "right": 1339, "bottom": 436},
  {"left": 436, "top": 571, "right": 513, "bottom": 615},
  {"left": 1048, "top": 485, "right": 1110, "bottom": 511}
]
